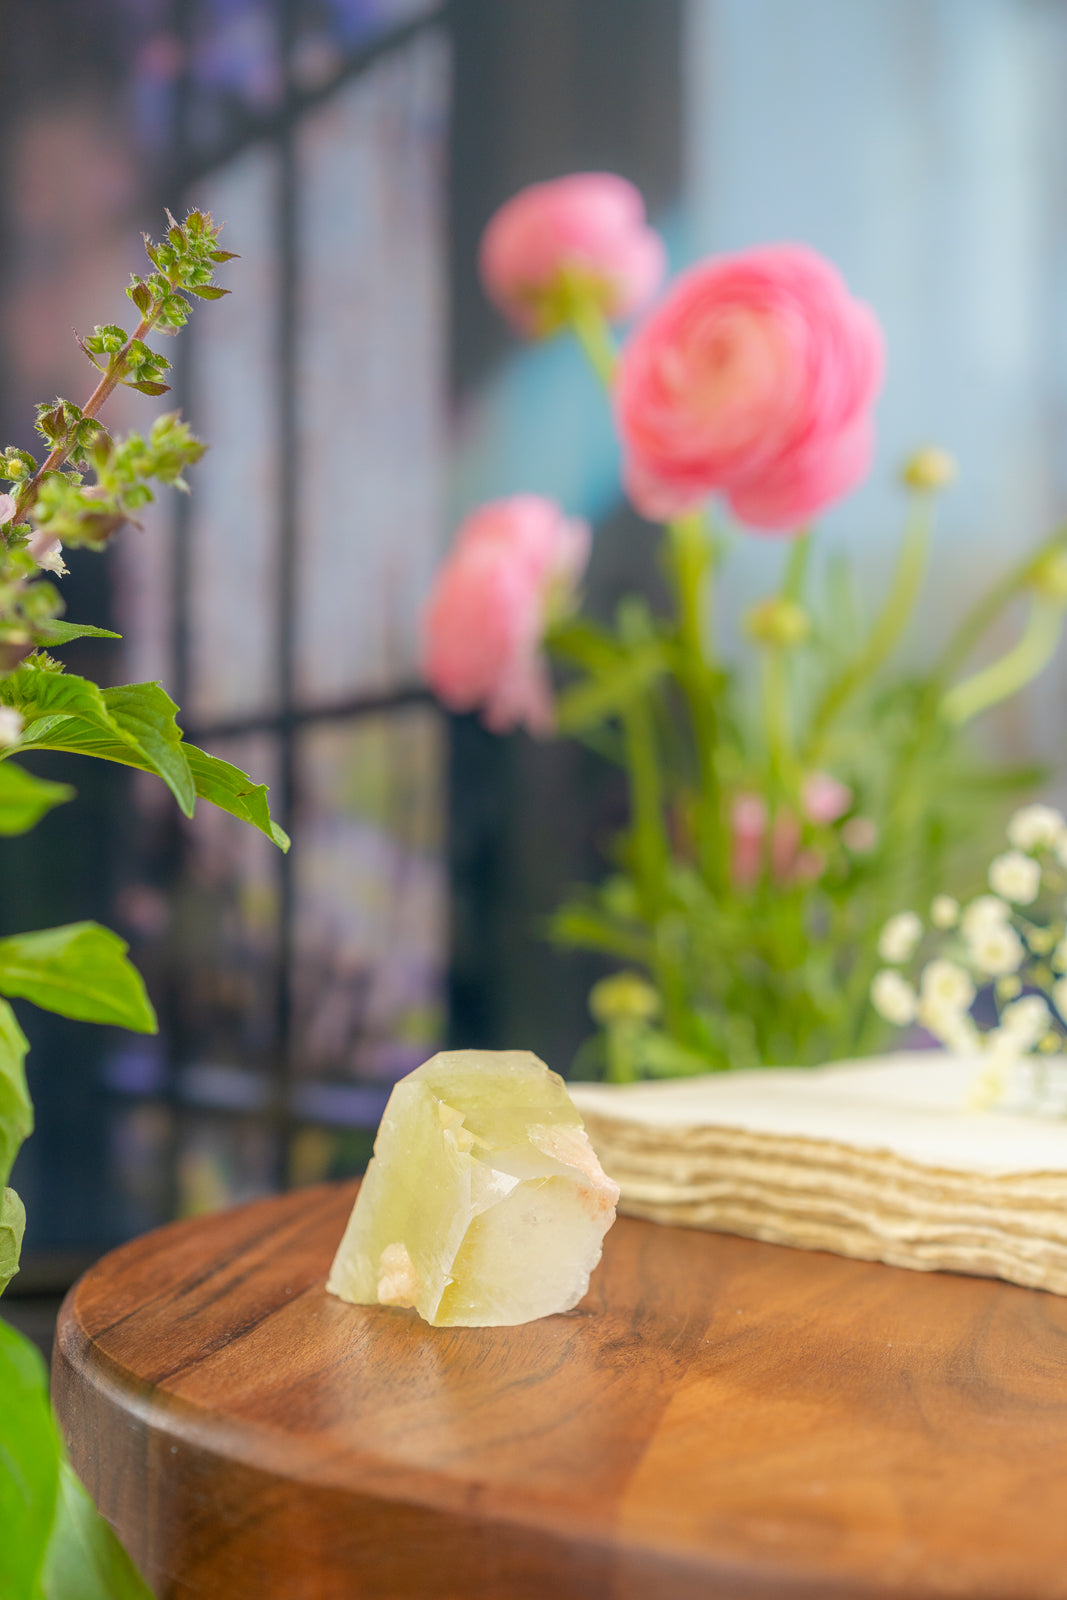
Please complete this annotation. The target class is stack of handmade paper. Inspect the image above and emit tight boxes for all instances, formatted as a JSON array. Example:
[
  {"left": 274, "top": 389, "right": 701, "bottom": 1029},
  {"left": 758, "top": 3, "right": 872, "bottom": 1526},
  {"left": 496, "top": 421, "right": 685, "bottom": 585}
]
[{"left": 570, "top": 1052, "right": 1067, "bottom": 1294}]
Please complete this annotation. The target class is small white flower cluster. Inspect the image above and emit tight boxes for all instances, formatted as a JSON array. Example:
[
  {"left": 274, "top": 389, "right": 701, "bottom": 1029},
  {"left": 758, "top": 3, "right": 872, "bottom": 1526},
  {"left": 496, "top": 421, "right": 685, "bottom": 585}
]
[{"left": 869, "top": 803, "right": 1067, "bottom": 1108}]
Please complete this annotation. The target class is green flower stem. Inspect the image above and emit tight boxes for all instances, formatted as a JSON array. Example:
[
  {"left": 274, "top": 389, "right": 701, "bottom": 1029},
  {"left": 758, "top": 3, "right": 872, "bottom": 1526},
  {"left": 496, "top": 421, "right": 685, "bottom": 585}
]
[
  {"left": 566, "top": 295, "right": 618, "bottom": 387},
  {"left": 621, "top": 696, "right": 669, "bottom": 919},
  {"left": 667, "top": 510, "right": 723, "bottom": 884},
  {"left": 805, "top": 492, "right": 933, "bottom": 763},
  {"left": 783, "top": 528, "right": 812, "bottom": 601},
  {"left": 941, "top": 598, "right": 1065, "bottom": 725},
  {"left": 762, "top": 648, "right": 794, "bottom": 794},
  {"left": 933, "top": 524, "right": 1067, "bottom": 685}
]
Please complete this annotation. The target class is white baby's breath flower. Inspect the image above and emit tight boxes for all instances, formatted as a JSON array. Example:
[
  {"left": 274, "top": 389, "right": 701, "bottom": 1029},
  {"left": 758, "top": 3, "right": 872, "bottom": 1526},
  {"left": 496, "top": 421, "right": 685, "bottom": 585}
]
[
  {"left": 960, "top": 895, "right": 1010, "bottom": 942},
  {"left": 0, "top": 707, "right": 24, "bottom": 748},
  {"left": 878, "top": 910, "right": 922, "bottom": 964},
  {"left": 919, "top": 959, "right": 975, "bottom": 1016},
  {"left": 930, "top": 895, "right": 959, "bottom": 930},
  {"left": 870, "top": 970, "right": 918, "bottom": 1026},
  {"left": 999, "top": 994, "right": 1050, "bottom": 1050},
  {"left": 968, "top": 922, "right": 1026, "bottom": 977},
  {"left": 988, "top": 850, "right": 1041, "bottom": 905},
  {"left": 919, "top": 990, "right": 978, "bottom": 1053},
  {"left": 1007, "top": 804, "right": 1065, "bottom": 852}
]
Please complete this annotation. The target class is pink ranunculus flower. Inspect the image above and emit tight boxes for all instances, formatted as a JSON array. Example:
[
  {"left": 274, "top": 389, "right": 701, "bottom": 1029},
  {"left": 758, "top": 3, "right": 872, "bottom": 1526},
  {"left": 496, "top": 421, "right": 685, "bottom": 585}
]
[
  {"left": 615, "top": 243, "right": 885, "bottom": 532},
  {"left": 479, "top": 174, "right": 667, "bottom": 338},
  {"left": 421, "top": 495, "right": 591, "bottom": 735}
]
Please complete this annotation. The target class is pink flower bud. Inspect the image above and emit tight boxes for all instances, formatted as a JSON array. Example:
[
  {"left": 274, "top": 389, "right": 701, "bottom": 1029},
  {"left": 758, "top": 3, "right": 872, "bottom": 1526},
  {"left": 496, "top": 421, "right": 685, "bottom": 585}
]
[
  {"left": 421, "top": 496, "right": 590, "bottom": 735},
  {"left": 731, "top": 793, "right": 768, "bottom": 888},
  {"left": 616, "top": 243, "right": 884, "bottom": 531},
  {"left": 802, "top": 771, "right": 852, "bottom": 825},
  {"left": 479, "top": 174, "right": 666, "bottom": 338}
]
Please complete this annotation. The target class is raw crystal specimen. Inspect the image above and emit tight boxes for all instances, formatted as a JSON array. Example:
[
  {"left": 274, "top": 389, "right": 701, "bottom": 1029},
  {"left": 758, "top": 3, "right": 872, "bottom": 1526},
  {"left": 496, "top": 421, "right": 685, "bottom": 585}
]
[{"left": 327, "top": 1049, "right": 620, "bottom": 1327}]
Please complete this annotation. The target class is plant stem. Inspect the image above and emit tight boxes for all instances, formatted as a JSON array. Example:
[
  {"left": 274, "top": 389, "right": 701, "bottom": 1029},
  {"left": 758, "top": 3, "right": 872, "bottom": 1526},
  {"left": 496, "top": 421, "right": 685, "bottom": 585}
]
[
  {"left": 762, "top": 649, "right": 793, "bottom": 793},
  {"left": 941, "top": 598, "right": 1065, "bottom": 725},
  {"left": 933, "top": 524, "right": 1067, "bottom": 685},
  {"left": 783, "top": 528, "right": 811, "bottom": 601},
  {"left": 666, "top": 510, "right": 722, "bottom": 884},
  {"left": 567, "top": 296, "right": 617, "bottom": 387},
  {"left": 805, "top": 491, "right": 933, "bottom": 764},
  {"left": 9, "top": 314, "right": 159, "bottom": 529},
  {"left": 621, "top": 696, "right": 669, "bottom": 919}
]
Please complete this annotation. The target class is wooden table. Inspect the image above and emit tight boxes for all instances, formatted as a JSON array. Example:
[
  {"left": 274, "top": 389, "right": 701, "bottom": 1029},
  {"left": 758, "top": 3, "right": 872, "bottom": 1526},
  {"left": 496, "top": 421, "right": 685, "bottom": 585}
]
[{"left": 53, "top": 1180, "right": 1067, "bottom": 1600}]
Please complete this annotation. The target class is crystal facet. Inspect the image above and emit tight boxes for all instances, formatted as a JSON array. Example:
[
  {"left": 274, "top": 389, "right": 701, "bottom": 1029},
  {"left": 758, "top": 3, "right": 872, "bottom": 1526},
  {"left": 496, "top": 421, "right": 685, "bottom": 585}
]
[{"left": 326, "top": 1049, "right": 620, "bottom": 1327}]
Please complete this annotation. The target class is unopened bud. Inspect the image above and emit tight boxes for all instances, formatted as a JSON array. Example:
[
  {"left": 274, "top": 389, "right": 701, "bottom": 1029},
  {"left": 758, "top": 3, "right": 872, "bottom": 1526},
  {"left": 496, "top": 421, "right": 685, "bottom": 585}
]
[
  {"left": 901, "top": 447, "right": 958, "bottom": 492},
  {"left": 744, "top": 596, "right": 811, "bottom": 649},
  {"left": 589, "top": 970, "right": 661, "bottom": 1027}
]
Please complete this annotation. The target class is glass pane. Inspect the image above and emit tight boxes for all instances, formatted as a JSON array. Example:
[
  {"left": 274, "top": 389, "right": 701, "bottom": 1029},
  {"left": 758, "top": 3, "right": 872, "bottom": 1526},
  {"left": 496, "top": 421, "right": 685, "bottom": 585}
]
[
  {"left": 187, "top": 144, "right": 281, "bottom": 721},
  {"left": 113, "top": 496, "right": 175, "bottom": 690},
  {"left": 291, "top": 706, "right": 446, "bottom": 1087},
  {"left": 186, "top": 0, "right": 284, "bottom": 153},
  {"left": 169, "top": 733, "right": 284, "bottom": 1076},
  {"left": 177, "top": 1111, "right": 277, "bottom": 1216},
  {"left": 291, "top": 0, "right": 441, "bottom": 93},
  {"left": 105, "top": 1101, "right": 173, "bottom": 1237},
  {"left": 294, "top": 30, "right": 449, "bottom": 705}
]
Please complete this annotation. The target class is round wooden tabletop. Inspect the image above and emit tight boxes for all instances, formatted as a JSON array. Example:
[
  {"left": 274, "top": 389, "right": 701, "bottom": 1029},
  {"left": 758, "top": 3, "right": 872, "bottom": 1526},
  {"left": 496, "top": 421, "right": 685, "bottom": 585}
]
[{"left": 53, "top": 1179, "right": 1067, "bottom": 1600}]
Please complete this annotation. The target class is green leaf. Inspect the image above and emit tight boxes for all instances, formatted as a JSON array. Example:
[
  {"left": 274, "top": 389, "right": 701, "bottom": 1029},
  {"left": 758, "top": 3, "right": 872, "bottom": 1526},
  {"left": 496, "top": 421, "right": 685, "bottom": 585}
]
[
  {"left": 0, "top": 764, "right": 74, "bottom": 836},
  {"left": 555, "top": 644, "right": 668, "bottom": 734},
  {"left": 185, "top": 284, "right": 229, "bottom": 300},
  {"left": 2, "top": 671, "right": 287, "bottom": 848},
  {"left": 0, "top": 924, "right": 157, "bottom": 1033},
  {"left": 0, "top": 1187, "right": 25, "bottom": 1295},
  {"left": 124, "top": 380, "right": 171, "bottom": 397},
  {"left": 7, "top": 668, "right": 195, "bottom": 818},
  {"left": 184, "top": 745, "right": 290, "bottom": 850},
  {"left": 40, "top": 1460, "right": 154, "bottom": 1600},
  {"left": 102, "top": 683, "right": 195, "bottom": 817},
  {"left": 0, "top": 1317, "right": 59, "bottom": 1598},
  {"left": 0, "top": 999, "right": 31, "bottom": 1189},
  {"left": 32, "top": 622, "right": 122, "bottom": 647}
]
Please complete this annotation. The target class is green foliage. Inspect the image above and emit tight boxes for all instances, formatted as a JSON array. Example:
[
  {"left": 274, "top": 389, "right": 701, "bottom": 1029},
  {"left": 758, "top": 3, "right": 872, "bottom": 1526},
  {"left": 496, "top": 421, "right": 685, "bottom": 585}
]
[
  {"left": 0, "top": 924, "right": 157, "bottom": 1033},
  {"left": 1, "top": 1187, "right": 25, "bottom": 1293},
  {"left": 0, "top": 1319, "right": 59, "bottom": 1598},
  {"left": 0, "top": 1320, "right": 153, "bottom": 1600},
  {"left": 0, "top": 664, "right": 290, "bottom": 848},
  {"left": 0, "top": 204, "right": 284, "bottom": 1589},
  {"left": 547, "top": 505, "right": 1067, "bottom": 1073},
  {"left": 184, "top": 745, "right": 291, "bottom": 850},
  {"left": 3, "top": 664, "right": 196, "bottom": 816},
  {"left": 40, "top": 1461, "right": 154, "bottom": 1600},
  {"left": 0, "top": 764, "right": 74, "bottom": 835},
  {"left": 0, "top": 999, "right": 31, "bottom": 1187}
]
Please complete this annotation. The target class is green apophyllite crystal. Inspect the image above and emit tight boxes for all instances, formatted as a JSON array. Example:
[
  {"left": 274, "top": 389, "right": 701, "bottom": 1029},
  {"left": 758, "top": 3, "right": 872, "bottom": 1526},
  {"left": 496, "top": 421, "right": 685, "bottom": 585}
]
[{"left": 326, "top": 1050, "right": 620, "bottom": 1327}]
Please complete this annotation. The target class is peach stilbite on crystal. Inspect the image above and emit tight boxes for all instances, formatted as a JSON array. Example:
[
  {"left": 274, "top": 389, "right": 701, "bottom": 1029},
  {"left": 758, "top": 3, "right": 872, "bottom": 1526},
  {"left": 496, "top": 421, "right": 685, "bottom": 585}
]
[{"left": 326, "top": 1050, "right": 620, "bottom": 1328}]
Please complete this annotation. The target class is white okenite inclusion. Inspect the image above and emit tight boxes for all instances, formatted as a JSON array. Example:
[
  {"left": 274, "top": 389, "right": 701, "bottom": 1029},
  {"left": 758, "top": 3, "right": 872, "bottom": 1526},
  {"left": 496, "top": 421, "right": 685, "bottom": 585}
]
[{"left": 327, "top": 1049, "right": 619, "bottom": 1328}]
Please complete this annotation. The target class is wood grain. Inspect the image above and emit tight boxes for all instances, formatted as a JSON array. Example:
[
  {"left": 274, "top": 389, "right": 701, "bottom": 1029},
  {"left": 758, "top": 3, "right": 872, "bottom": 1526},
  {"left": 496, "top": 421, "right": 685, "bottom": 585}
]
[{"left": 52, "top": 1180, "right": 1067, "bottom": 1599}]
